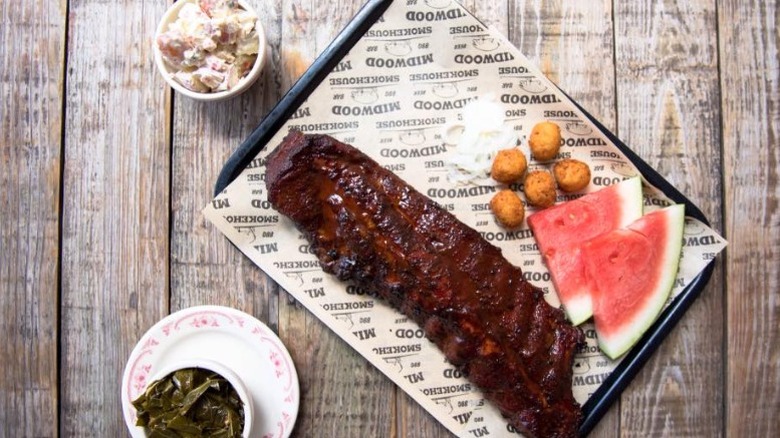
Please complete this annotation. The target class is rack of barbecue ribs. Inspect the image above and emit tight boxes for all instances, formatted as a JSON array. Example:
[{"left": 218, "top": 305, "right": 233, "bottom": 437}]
[{"left": 266, "top": 130, "right": 584, "bottom": 438}]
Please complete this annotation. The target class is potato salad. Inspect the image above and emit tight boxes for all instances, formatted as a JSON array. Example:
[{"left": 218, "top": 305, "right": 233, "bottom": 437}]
[{"left": 157, "top": 0, "right": 259, "bottom": 93}]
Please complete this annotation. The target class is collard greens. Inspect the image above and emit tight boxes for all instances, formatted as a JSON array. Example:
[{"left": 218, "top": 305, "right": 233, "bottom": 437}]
[{"left": 132, "top": 368, "right": 245, "bottom": 438}]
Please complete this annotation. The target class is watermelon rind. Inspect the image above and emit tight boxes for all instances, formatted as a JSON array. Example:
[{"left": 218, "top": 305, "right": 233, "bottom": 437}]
[
  {"left": 611, "top": 176, "right": 644, "bottom": 227},
  {"left": 588, "top": 204, "right": 686, "bottom": 359},
  {"left": 527, "top": 177, "right": 644, "bottom": 325}
]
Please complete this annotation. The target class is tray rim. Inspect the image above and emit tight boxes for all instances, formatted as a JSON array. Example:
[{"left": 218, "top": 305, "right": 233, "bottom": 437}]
[{"left": 213, "top": 0, "right": 717, "bottom": 435}]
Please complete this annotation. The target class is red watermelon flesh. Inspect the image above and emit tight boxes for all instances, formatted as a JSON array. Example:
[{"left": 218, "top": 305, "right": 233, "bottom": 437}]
[
  {"left": 583, "top": 204, "right": 685, "bottom": 359},
  {"left": 527, "top": 177, "right": 643, "bottom": 325}
]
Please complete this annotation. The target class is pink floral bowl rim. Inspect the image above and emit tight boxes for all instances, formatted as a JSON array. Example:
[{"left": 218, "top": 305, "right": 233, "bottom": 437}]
[{"left": 121, "top": 305, "right": 299, "bottom": 438}]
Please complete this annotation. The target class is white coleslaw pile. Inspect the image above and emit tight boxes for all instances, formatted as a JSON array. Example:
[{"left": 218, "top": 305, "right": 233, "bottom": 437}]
[{"left": 444, "top": 95, "right": 518, "bottom": 185}]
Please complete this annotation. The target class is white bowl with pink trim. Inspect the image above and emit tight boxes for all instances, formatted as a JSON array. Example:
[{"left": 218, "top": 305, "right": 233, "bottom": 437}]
[{"left": 122, "top": 306, "right": 300, "bottom": 438}]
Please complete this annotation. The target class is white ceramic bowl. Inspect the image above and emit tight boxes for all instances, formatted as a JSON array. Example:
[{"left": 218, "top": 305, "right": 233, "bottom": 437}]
[
  {"left": 122, "top": 306, "right": 300, "bottom": 438},
  {"left": 141, "top": 358, "right": 255, "bottom": 437},
  {"left": 153, "top": 0, "right": 267, "bottom": 101}
]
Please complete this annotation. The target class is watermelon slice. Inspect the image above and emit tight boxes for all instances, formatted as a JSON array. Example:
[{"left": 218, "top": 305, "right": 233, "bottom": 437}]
[
  {"left": 583, "top": 204, "right": 685, "bottom": 359},
  {"left": 527, "top": 177, "right": 643, "bottom": 324}
]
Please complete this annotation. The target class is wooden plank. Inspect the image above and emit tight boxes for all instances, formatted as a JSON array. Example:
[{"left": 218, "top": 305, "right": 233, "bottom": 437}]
[
  {"left": 461, "top": 0, "right": 509, "bottom": 32},
  {"left": 508, "top": 0, "right": 617, "bottom": 130},
  {"left": 613, "top": 0, "right": 724, "bottom": 435},
  {"left": 507, "top": 2, "right": 620, "bottom": 436},
  {"left": 164, "top": 0, "right": 296, "bottom": 436},
  {"left": 393, "top": 2, "right": 511, "bottom": 436},
  {"left": 170, "top": 1, "right": 396, "bottom": 436},
  {"left": 273, "top": 2, "right": 397, "bottom": 436},
  {"left": 0, "top": 1, "right": 65, "bottom": 436},
  {"left": 165, "top": 0, "right": 287, "bottom": 432},
  {"left": 718, "top": 0, "right": 780, "bottom": 435},
  {"left": 168, "top": 10, "right": 279, "bottom": 319},
  {"left": 60, "top": 0, "right": 171, "bottom": 434}
]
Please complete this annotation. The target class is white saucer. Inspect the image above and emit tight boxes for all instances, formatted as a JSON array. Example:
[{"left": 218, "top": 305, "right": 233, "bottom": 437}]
[{"left": 121, "top": 305, "right": 299, "bottom": 438}]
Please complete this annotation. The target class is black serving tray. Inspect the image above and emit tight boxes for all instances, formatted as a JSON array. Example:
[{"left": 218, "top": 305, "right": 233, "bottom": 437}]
[{"left": 215, "top": 0, "right": 717, "bottom": 435}]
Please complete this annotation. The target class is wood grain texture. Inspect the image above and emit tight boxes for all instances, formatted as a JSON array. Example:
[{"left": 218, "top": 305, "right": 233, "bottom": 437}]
[
  {"left": 4, "top": 0, "right": 778, "bottom": 436},
  {"left": 460, "top": 0, "right": 509, "bottom": 34},
  {"left": 507, "top": 2, "right": 621, "bottom": 436},
  {"left": 719, "top": 0, "right": 780, "bottom": 436},
  {"left": 613, "top": 1, "right": 725, "bottom": 436},
  {"left": 167, "top": 16, "right": 285, "bottom": 438},
  {"left": 508, "top": 0, "right": 617, "bottom": 130},
  {"left": 392, "top": 2, "right": 511, "bottom": 436},
  {"left": 0, "top": 1, "right": 65, "bottom": 436},
  {"left": 60, "top": 0, "right": 171, "bottom": 434},
  {"left": 271, "top": 2, "right": 397, "bottom": 437},
  {"left": 169, "top": 24, "right": 276, "bottom": 316}
]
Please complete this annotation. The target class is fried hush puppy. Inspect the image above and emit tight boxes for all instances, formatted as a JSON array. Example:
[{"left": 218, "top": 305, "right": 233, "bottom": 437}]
[
  {"left": 553, "top": 158, "right": 591, "bottom": 192},
  {"left": 528, "top": 121, "right": 562, "bottom": 162},
  {"left": 491, "top": 148, "right": 528, "bottom": 184},
  {"left": 490, "top": 189, "right": 525, "bottom": 228},
  {"left": 523, "top": 170, "right": 557, "bottom": 208}
]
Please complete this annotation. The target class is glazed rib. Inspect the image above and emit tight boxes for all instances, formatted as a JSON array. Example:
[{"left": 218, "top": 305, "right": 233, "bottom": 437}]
[{"left": 266, "top": 130, "right": 584, "bottom": 438}]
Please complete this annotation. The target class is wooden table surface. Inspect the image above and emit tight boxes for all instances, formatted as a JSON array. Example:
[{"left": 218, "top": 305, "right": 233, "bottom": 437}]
[{"left": 2, "top": 0, "right": 778, "bottom": 436}]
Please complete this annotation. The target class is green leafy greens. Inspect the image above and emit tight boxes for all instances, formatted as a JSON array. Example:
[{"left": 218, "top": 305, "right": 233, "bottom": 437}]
[{"left": 132, "top": 367, "right": 245, "bottom": 438}]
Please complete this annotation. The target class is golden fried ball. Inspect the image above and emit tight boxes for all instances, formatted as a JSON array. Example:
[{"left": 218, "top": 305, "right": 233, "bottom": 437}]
[
  {"left": 553, "top": 159, "right": 591, "bottom": 192},
  {"left": 523, "top": 170, "right": 557, "bottom": 208},
  {"left": 491, "top": 148, "right": 528, "bottom": 184},
  {"left": 490, "top": 189, "right": 525, "bottom": 229},
  {"left": 528, "top": 121, "right": 562, "bottom": 162}
]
